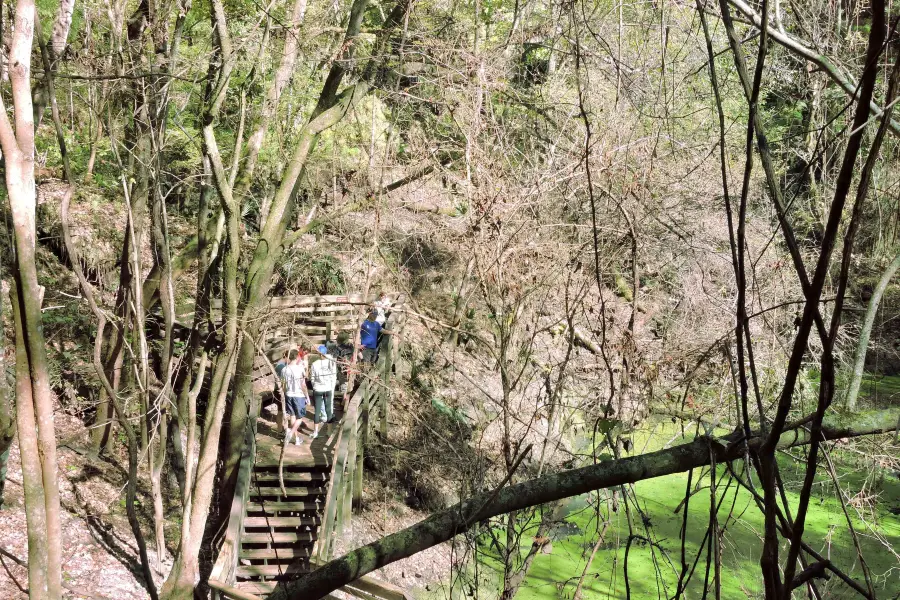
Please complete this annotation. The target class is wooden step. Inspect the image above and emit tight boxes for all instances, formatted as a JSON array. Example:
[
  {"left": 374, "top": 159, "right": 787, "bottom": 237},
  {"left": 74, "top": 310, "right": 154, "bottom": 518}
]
[
  {"left": 254, "top": 455, "right": 333, "bottom": 468},
  {"left": 235, "top": 581, "right": 343, "bottom": 600},
  {"left": 240, "top": 547, "right": 311, "bottom": 560},
  {"left": 251, "top": 486, "right": 326, "bottom": 497},
  {"left": 243, "top": 516, "right": 320, "bottom": 528},
  {"left": 235, "top": 563, "right": 308, "bottom": 578},
  {"left": 235, "top": 581, "right": 279, "bottom": 595},
  {"left": 247, "top": 501, "right": 320, "bottom": 513},
  {"left": 252, "top": 471, "right": 327, "bottom": 482},
  {"left": 241, "top": 531, "right": 317, "bottom": 544}
]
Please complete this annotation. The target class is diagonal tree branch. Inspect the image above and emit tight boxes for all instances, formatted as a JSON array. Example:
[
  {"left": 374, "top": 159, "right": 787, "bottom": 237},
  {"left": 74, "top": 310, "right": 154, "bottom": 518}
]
[
  {"left": 725, "top": 0, "right": 900, "bottom": 137},
  {"left": 268, "top": 409, "right": 900, "bottom": 600}
]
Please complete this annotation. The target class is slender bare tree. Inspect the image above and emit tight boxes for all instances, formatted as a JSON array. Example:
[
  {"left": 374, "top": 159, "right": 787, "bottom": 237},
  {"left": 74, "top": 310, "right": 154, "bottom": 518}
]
[{"left": 0, "top": 1, "right": 62, "bottom": 597}]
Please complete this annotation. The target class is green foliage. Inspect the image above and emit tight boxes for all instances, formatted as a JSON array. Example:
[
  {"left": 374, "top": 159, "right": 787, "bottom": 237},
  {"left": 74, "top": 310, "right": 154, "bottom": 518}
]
[
  {"left": 273, "top": 248, "right": 346, "bottom": 295},
  {"left": 163, "top": 126, "right": 203, "bottom": 183},
  {"left": 430, "top": 396, "right": 470, "bottom": 426}
]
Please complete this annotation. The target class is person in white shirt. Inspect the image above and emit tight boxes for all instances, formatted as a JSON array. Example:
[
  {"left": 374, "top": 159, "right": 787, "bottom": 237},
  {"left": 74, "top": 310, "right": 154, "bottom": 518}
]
[
  {"left": 373, "top": 293, "right": 392, "bottom": 325},
  {"left": 280, "top": 349, "right": 309, "bottom": 446},
  {"left": 310, "top": 344, "right": 338, "bottom": 439}
]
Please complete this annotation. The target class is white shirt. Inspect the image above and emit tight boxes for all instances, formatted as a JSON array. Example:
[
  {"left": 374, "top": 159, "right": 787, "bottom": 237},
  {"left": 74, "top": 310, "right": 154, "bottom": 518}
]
[
  {"left": 281, "top": 363, "right": 307, "bottom": 398},
  {"left": 374, "top": 297, "right": 392, "bottom": 325},
  {"left": 310, "top": 356, "right": 337, "bottom": 392}
]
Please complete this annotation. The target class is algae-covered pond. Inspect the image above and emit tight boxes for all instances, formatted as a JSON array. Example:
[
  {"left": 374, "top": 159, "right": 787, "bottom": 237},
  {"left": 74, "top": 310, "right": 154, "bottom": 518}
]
[{"left": 442, "top": 420, "right": 900, "bottom": 599}]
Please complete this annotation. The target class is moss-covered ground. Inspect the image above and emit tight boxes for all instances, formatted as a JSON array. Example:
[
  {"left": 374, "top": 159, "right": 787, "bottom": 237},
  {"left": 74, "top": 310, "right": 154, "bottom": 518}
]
[{"left": 439, "top": 420, "right": 900, "bottom": 599}]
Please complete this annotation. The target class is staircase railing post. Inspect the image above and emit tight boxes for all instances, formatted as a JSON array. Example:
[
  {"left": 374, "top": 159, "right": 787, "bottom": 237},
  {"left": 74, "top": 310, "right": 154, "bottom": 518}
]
[
  {"left": 379, "top": 324, "right": 394, "bottom": 439},
  {"left": 353, "top": 385, "right": 368, "bottom": 508},
  {"left": 342, "top": 408, "right": 356, "bottom": 535}
]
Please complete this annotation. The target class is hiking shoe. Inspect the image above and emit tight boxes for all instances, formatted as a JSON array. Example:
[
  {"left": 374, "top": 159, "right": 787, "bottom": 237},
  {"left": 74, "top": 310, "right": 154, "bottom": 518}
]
[{"left": 310, "top": 431, "right": 319, "bottom": 439}]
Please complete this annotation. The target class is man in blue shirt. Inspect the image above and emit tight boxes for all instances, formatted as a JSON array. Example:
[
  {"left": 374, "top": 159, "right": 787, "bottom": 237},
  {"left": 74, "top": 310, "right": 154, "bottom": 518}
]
[{"left": 359, "top": 310, "right": 384, "bottom": 363}]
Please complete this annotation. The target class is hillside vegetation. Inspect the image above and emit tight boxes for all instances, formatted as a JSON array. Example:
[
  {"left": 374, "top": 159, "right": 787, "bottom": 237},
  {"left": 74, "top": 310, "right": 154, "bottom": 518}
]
[{"left": 0, "top": 0, "right": 898, "bottom": 599}]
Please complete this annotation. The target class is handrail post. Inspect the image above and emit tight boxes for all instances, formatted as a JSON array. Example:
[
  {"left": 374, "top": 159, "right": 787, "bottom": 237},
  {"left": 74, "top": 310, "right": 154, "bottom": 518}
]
[
  {"left": 379, "top": 323, "right": 394, "bottom": 439},
  {"left": 342, "top": 405, "right": 357, "bottom": 534},
  {"left": 353, "top": 386, "right": 368, "bottom": 508}
]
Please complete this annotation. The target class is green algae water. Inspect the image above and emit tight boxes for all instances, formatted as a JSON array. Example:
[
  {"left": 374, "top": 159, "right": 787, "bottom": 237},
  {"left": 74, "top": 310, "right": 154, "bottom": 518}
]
[{"left": 437, "top": 420, "right": 900, "bottom": 599}]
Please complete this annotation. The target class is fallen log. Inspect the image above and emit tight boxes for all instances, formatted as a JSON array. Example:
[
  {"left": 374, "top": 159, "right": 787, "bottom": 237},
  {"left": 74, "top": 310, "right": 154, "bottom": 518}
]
[{"left": 268, "top": 408, "right": 899, "bottom": 600}]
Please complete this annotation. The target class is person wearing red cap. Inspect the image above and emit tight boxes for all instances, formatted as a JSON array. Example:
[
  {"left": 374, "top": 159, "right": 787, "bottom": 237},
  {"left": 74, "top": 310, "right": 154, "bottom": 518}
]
[{"left": 281, "top": 349, "right": 309, "bottom": 446}]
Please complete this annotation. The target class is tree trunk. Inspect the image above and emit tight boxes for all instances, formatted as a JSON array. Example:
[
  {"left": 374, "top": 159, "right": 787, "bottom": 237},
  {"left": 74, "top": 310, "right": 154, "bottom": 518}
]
[
  {"left": 31, "top": 0, "right": 75, "bottom": 127},
  {"left": 0, "top": 1, "right": 62, "bottom": 595},
  {"left": 49, "top": 0, "right": 75, "bottom": 57},
  {"left": 9, "top": 281, "right": 50, "bottom": 600},
  {"left": 845, "top": 251, "right": 900, "bottom": 410},
  {"left": 221, "top": 0, "right": 403, "bottom": 499},
  {"left": 161, "top": 3, "right": 243, "bottom": 595}
]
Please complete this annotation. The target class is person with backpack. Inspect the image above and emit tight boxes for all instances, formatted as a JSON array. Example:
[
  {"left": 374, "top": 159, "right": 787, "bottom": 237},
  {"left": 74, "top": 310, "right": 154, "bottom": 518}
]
[
  {"left": 329, "top": 332, "right": 355, "bottom": 394},
  {"left": 310, "top": 344, "right": 338, "bottom": 438},
  {"left": 281, "top": 349, "right": 309, "bottom": 446}
]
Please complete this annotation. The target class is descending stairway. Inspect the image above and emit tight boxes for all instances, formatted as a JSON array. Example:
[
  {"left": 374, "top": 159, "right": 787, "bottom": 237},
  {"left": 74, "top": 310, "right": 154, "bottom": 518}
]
[
  {"left": 208, "top": 295, "right": 406, "bottom": 600},
  {"left": 233, "top": 464, "right": 330, "bottom": 597}
]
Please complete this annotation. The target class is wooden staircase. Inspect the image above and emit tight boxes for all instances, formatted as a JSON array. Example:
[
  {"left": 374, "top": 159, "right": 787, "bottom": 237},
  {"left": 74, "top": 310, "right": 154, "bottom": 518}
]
[
  {"left": 208, "top": 295, "right": 408, "bottom": 600},
  {"left": 233, "top": 464, "right": 329, "bottom": 596}
]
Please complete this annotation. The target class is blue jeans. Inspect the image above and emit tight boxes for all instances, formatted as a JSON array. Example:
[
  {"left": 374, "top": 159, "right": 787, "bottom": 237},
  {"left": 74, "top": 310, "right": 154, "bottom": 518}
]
[{"left": 314, "top": 390, "right": 334, "bottom": 424}]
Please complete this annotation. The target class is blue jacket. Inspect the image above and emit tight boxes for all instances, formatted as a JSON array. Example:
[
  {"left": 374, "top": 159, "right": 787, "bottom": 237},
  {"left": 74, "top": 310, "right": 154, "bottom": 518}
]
[{"left": 360, "top": 319, "right": 382, "bottom": 349}]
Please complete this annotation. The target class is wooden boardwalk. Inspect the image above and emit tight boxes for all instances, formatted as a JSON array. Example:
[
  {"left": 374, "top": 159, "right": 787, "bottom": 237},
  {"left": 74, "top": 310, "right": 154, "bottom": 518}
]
[
  {"left": 209, "top": 295, "right": 407, "bottom": 600},
  {"left": 254, "top": 403, "right": 342, "bottom": 468},
  {"left": 230, "top": 402, "right": 342, "bottom": 596}
]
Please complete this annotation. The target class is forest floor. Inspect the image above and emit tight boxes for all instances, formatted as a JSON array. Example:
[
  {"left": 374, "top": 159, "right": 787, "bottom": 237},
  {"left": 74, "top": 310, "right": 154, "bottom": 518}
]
[{"left": 0, "top": 406, "right": 165, "bottom": 600}]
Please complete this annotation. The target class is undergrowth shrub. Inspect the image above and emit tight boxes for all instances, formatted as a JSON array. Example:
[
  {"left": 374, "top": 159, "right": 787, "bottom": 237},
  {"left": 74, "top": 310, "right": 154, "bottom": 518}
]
[{"left": 273, "top": 248, "right": 346, "bottom": 295}]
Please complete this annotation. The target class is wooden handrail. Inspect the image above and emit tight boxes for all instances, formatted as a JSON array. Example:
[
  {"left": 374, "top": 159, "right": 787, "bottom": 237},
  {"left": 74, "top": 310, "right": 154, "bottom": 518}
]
[
  {"left": 315, "top": 384, "right": 358, "bottom": 561},
  {"left": 209, "top": 394, "right": 261, "bottom": 585}
]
